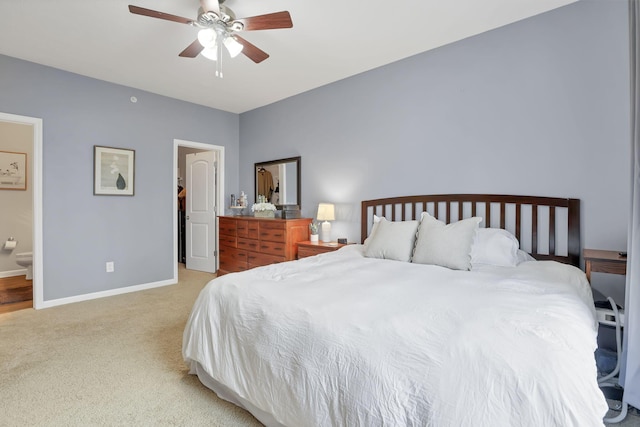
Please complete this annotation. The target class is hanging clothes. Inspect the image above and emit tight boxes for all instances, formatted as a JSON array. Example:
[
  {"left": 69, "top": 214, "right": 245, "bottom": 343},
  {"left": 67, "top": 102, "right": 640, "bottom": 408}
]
[
  {"left": 178, "top": 187, "right": 186, "bottom": 211},
  {"left": 257, "top": 168, "right": 274, "bottom": 200}
]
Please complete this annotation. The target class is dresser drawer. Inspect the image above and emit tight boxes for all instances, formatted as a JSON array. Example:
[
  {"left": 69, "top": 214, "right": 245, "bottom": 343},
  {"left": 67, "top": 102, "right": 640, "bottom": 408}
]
[
  {"left": 237, "top": 237, "right": 259, "bottom": 252},
  {"left": 248, "top": 221, "right": 259, "bottom": 239},
  {"left": 219, "top": 234, "right": 237, "bottom": 248},
  {"left": 219, "top": 218, "right": 237, "bottom": 236},
  {"left": 259, "top": 220, "right": 285, "bottom": 230},
  {"left": 297, "top": 247, "right": 319, "bottom": 259},
  {"left": 247, "top": 251, "right": 285, "bottom": 268},
  {"left": 259, "top": 240, "right": 286, "bottom": 256},
  {"left": 260, "top": 228, "right": 286, "bottom": 243},
  {"left": 219, "top": 246, "right": 247, "bottom": 261},
  {"left": 236, "top": 220, "right": 249, "bottom": 238},
  {"left": 220, "top": 261, "right": 248, "bottom": 274}
]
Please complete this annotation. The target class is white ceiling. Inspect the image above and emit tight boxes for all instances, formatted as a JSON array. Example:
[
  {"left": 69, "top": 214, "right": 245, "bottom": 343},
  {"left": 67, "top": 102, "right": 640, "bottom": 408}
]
[{"left": 0, "top": 0, "right": 576, "bottom": 114}]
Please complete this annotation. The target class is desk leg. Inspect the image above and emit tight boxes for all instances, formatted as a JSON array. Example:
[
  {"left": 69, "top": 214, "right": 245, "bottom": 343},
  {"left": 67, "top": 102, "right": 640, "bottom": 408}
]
[{"left": 586, "top": 260, "right": 592, "bottom": 283}]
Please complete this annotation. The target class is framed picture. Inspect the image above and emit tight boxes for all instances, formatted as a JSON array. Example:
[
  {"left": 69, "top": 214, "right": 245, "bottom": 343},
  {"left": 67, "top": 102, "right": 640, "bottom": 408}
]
[
  {"left": 94, "top": 146, "right": 135, "bottom": 196},
  {"left": 0, "top": 151, "right": 27, "bottom": 191}
]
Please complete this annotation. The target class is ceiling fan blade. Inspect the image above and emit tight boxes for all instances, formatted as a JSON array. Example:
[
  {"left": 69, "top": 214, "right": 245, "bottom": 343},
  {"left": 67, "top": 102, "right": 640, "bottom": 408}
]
[
  {"left": 179, "top": 39, "right": 204, "bottom": 58},
  {"left": 200, "top": 0, "right": 220, "bottom": 15},
  {"left": 128, "top": 5, "right": 193, "bottom": 25},
  {"left": 234, "top": 11, "right": 293, "bottom": 31},
  {"left": 234, "top": 35, "right": 269, "bottom": 63}
]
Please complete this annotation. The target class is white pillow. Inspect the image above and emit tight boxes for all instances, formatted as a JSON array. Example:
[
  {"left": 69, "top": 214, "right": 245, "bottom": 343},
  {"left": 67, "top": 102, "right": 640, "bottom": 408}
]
[
  {"left": 363, "top": 215, "right": 383, "bottom": 248},
  {"left": 470, "top": 228, "right": 520, "bottom": 268},
  {"left": 363, "top": 217, "right": 419, "bottom": 262},
  {"left": 412, "top": 212, "right": 481, "bottom": 270}
]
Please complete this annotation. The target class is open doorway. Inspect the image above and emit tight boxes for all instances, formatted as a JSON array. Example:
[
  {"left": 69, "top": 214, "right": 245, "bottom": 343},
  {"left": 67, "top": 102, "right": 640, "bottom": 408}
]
[
  {"left": 173, "top": 140, "right": 224, "bottom": 280},
  {"left": 0, "top": 112, "right": 43, "bottom": 312}
]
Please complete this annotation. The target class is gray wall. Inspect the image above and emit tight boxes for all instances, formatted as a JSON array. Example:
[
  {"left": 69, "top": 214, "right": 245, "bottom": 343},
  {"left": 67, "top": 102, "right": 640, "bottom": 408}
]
[
  {"left": 0, "top": 121, "right": 33, "bottom": 274},
  {"left": 0, "top": 54, "right": 239, "bottom": 301},
  {"left": 0, "top": 0, "right": 629, "bottom": 303},
  {"left": 239, "top": 0, "right": 630, "bottom": 300}
]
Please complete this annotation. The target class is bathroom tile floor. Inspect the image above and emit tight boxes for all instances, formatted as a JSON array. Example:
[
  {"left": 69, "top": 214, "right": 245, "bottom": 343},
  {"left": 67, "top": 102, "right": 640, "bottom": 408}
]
[{"left": 0, "top": 275, "right": 32, "bottom": 314}]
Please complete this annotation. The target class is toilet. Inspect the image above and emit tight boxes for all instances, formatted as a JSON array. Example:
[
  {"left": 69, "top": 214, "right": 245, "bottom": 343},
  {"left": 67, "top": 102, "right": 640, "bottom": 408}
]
[{"left": 16, "top": 251, "right": 33, "bottom": 280}]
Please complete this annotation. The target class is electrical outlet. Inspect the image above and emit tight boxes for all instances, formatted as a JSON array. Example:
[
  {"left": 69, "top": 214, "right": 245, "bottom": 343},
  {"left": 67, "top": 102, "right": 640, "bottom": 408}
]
[{"left": 106, "top": 261, "right": 115, "bottom": 273}]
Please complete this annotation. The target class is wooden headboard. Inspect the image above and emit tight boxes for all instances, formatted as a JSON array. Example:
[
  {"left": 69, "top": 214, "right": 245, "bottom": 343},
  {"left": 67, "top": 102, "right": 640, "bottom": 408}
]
[{"left": 361, "top": 194, "right": 580, "bottom": 266}]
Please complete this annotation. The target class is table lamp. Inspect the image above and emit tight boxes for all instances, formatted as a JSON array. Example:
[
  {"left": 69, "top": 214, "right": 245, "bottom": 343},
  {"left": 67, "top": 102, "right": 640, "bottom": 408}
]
[{"left": 317, "top": 203, "right": 335, "bottom": 243}]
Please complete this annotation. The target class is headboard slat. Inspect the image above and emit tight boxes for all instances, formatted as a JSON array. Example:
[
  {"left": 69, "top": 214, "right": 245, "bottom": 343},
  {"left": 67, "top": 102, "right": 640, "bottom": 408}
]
[
  {"left": 515, "top": 204, "right": 522, "bottom": 242},
  {"left": 532, "top": 205, "right": 538, "bottom": 254},
  {"left": 549, "top": 206, "right": 556, "bottom": 256}
]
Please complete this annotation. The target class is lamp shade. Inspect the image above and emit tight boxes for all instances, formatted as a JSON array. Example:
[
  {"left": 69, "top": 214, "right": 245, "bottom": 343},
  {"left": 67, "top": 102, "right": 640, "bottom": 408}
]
[
  {"left": 197, "top": 28, "right": 217, "bottom": 48},
  {"left": 317, "top": 203, "right": 335, "bottom": 221},
  {"left": 224, "top": 36, "right": 244, "bottom": 58}
]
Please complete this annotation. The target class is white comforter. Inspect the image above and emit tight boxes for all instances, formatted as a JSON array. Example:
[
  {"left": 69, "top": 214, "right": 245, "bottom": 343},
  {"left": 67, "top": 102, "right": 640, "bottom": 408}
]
[{"left": 182, "top": 245, "right": 608, "bottom": 427}]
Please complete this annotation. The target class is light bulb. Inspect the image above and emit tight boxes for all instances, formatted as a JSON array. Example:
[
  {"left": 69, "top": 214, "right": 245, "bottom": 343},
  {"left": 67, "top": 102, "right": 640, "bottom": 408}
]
[
  {"left": 197, "top": 28, "right": 217, "bottom": 48},
  {"left": 223, "top": 36, "right": 243, "bottom": 58}
]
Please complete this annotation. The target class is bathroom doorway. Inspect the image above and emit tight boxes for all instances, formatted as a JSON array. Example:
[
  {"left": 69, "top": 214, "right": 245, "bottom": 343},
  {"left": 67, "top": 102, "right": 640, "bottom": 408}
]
[
  {"left": 0, "top": 112, "right": 43, "bottom": 312},
  {"left": 173, "top": 140, "right": 224, "bottom": 280}
]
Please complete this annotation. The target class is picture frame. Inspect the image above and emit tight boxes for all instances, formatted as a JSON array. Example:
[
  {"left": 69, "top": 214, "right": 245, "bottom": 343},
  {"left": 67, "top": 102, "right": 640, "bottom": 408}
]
[
  {"left": 0, "top": 150, "right": 27, "bottom": 191},
  {"left": 94, "top": 146, "right": 135, "bottom": 196}
]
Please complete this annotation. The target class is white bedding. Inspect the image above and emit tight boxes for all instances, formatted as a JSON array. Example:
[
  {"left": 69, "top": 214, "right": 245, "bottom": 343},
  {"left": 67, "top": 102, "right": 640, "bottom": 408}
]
[{"left": 182, "top": 245, "right": 608, "bottom": 427}]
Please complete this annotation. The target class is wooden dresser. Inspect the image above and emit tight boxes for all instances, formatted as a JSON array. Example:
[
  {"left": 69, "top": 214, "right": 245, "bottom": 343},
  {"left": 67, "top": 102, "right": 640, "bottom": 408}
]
[{"left": 218, "top": 216, "right": 312, "bottom": 275}]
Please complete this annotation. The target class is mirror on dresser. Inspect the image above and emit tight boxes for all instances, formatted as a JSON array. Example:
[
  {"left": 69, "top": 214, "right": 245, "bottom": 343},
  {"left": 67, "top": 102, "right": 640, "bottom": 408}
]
[{"left": 255, "top": 156, "right": 301, "bottom": 209}]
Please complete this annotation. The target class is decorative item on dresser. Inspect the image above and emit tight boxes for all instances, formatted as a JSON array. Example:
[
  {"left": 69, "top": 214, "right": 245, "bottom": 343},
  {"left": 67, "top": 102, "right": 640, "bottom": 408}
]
[
  {"left": 297, "top": 240, "right": 348, "bottom": 259},
  {"left": 218, "top": 216, "right": 311, "bottom": 275}
]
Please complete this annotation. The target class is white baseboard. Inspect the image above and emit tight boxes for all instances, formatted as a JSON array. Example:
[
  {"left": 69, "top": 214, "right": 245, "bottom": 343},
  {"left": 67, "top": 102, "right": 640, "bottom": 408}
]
[
  {"left": 36, "top": 278, "right": 178, "bottom": 309},
  {"left": 0, "top": 269, "right": 27, "bottom": 279}
]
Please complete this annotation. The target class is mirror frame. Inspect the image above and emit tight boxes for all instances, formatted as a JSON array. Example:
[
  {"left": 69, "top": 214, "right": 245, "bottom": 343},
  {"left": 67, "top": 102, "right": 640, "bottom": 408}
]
[{"left": 254, "top": 156, "right": 301, "bottom": 210}]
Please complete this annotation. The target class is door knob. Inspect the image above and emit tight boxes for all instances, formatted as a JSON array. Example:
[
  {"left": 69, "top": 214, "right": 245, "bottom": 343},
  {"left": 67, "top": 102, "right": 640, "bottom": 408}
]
[{"left": 186, "top": 216, "right": 190, "bottom": 220}]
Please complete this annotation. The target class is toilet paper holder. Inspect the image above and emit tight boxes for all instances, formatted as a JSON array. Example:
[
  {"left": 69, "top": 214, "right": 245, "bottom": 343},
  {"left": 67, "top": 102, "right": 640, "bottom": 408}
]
[{"left": 3, "top": 237, "right": 17, "bottom": 250}]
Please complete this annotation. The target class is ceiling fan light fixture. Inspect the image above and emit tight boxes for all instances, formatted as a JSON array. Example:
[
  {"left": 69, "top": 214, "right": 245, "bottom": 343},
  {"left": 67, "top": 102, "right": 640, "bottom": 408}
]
[
  {"left": 201, "top": 46, "right": 218, "bottom": 61},
  {"left": 197, "top": 28, "right": 217, "bottom": 48},
  {"left": 224, "top": 36, "right": 243, "bottom": 58}
]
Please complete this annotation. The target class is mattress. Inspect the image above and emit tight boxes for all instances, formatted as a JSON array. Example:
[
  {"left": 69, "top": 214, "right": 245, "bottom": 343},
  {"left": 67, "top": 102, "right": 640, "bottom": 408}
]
[{"left": 182, "top": 245, "right": 608, "bottom": 426}]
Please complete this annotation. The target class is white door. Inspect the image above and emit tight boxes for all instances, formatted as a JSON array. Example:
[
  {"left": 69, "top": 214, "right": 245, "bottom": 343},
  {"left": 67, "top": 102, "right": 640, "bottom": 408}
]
[{"left": 186, "top": 151, "right": 217, "bottom": 272}]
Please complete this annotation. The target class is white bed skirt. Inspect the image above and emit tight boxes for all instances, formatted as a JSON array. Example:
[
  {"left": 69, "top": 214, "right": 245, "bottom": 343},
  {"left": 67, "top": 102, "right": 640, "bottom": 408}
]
[{"left": 190, "top": 361, "right": 285, "bottom": 427}]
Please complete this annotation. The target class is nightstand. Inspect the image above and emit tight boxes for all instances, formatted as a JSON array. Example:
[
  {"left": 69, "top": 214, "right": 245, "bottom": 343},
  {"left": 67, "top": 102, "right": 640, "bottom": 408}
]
[
  {"left": 583, "top": 249, "right": 627, "bottom": 283},
  {"left": 297, "top": 241, "right": 348, "bottom": 259}
]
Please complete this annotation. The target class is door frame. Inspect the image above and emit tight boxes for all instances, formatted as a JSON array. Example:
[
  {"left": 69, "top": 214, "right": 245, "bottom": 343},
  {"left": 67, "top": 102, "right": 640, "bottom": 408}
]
[
  {"left": 0, "top": 112, "right": 43, "bottom": 308},
  {"left": 173, "top": 139, "right": 224, "bottom": 281}
]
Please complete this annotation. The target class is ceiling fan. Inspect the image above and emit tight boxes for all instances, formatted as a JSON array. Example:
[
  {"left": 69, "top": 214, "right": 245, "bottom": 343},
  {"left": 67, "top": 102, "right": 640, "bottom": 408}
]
[{"left": 128, "top": 0, "right": 293, "bottom": 76}]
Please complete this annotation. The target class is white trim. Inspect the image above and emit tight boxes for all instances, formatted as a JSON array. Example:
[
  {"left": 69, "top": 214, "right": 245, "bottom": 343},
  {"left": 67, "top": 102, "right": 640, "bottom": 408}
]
[
  {"left": 37, "top": 278, "right": 177, "bottom": 309},
  {"left": 173, "top": 139, "right": 224, "bottom": 282},
  {"left": 0, "top": 269, "right": 27, "bottom": 279},
  {"left": 0, "top": 112, "right": 43, "bottom": 309}
]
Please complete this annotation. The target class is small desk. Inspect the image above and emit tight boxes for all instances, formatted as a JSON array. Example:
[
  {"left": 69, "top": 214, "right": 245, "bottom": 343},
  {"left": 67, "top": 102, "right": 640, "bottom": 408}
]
[
  {"left": 583, "top": 249, "right": 627, "bottom": 283},
  {"left": 297, "top": 241, "right": 348, "bottom": 259}
]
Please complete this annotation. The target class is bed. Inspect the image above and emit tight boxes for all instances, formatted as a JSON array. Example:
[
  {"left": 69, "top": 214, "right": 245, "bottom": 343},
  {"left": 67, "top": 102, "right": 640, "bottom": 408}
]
[{"left": 182, "top": 194, "right": 608, "bottom": 426}]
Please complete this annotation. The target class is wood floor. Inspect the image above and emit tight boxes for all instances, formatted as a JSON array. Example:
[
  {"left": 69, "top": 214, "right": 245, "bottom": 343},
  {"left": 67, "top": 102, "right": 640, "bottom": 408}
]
[{"left": 0, "top": 275, "right": 32, "bottom": 314}]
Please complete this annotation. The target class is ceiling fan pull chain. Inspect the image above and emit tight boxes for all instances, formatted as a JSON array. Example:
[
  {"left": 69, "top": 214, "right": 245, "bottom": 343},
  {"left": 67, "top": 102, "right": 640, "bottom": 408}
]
[{"left": 216, "top": 38, "right": 223, "bottom": 78}]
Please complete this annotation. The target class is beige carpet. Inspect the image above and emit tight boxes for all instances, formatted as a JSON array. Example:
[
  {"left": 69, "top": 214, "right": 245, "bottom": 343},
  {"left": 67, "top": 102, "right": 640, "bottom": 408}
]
[
  {"left": 1, "top": 265, "right": 638, "bottom": 427},
  {"left": 0, "top": 265, "right": 261, "bottom": 426}
]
